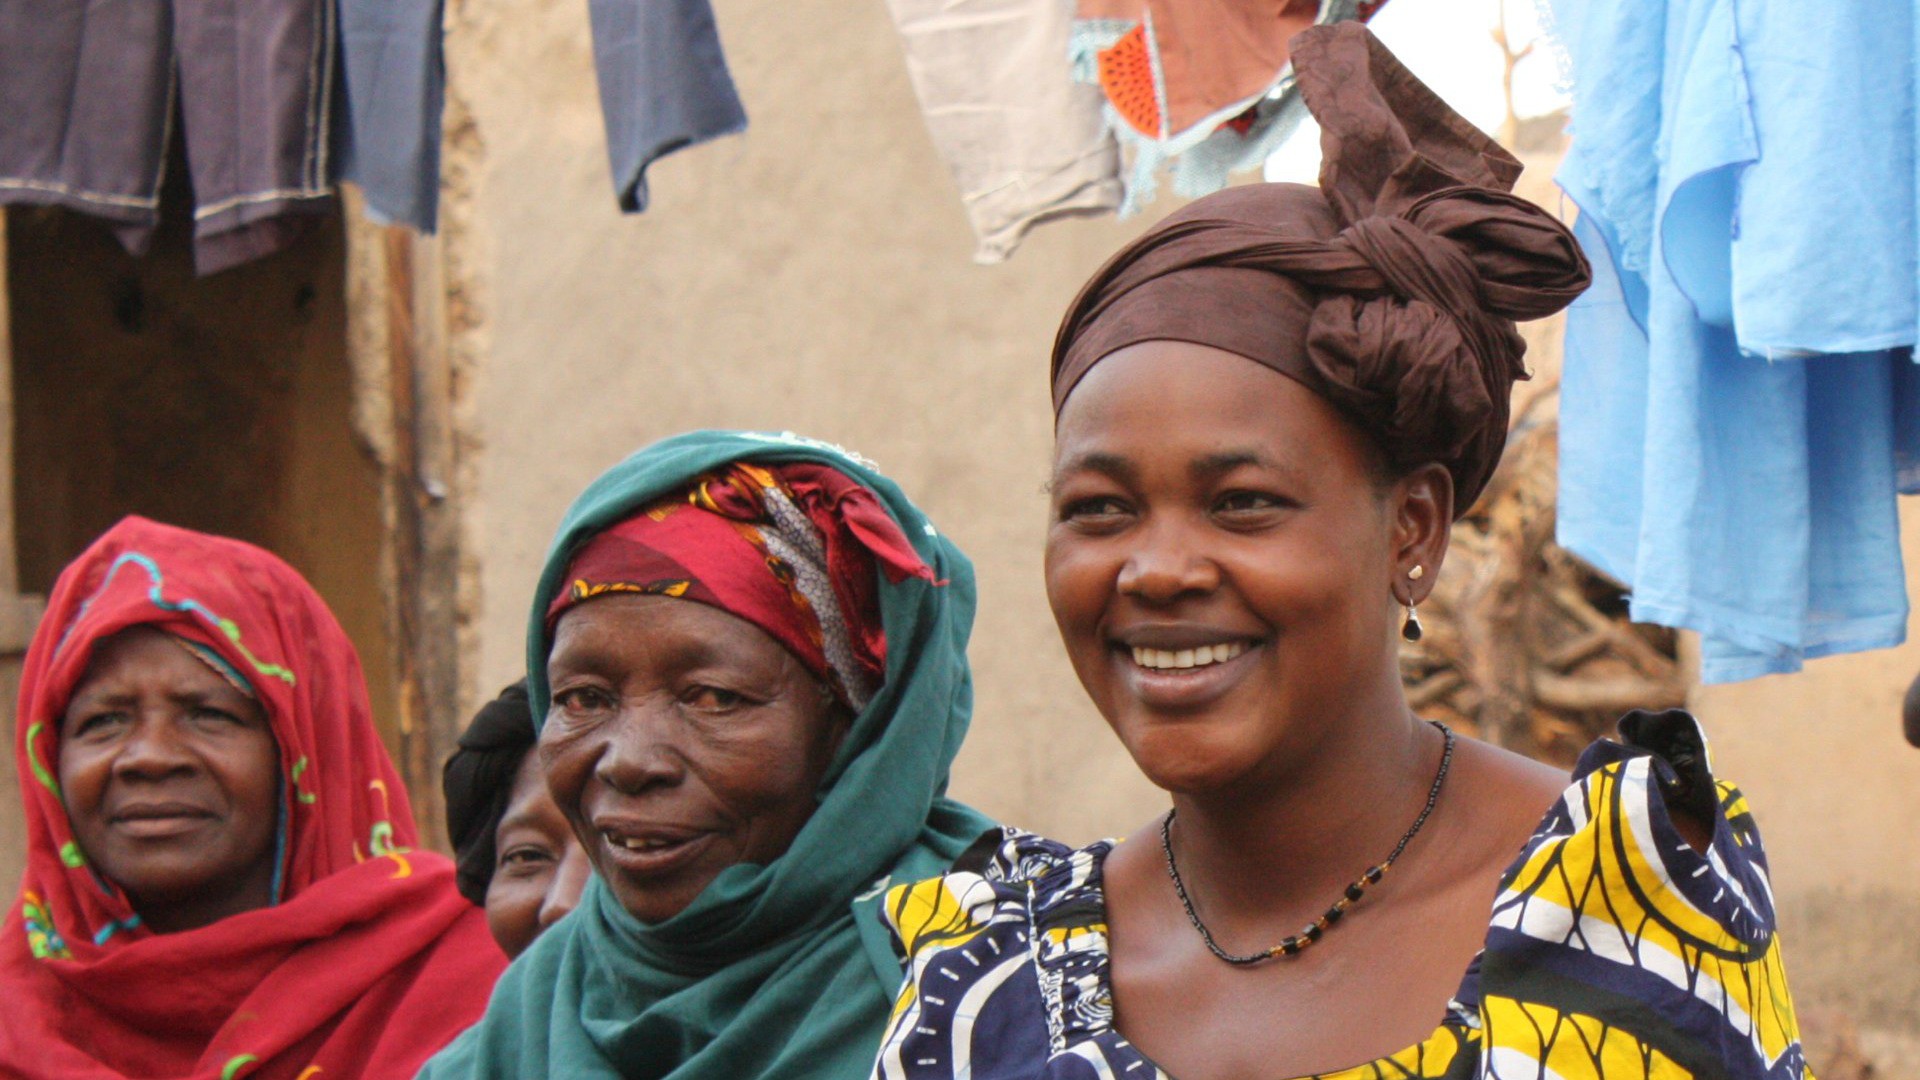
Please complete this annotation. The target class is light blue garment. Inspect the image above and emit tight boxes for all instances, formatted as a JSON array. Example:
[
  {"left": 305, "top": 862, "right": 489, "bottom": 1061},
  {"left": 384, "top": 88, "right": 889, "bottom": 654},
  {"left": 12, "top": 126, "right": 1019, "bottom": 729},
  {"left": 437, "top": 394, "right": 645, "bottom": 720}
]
[{"left": 1552, "top": 0, "right": 1920, "bottom": 682}]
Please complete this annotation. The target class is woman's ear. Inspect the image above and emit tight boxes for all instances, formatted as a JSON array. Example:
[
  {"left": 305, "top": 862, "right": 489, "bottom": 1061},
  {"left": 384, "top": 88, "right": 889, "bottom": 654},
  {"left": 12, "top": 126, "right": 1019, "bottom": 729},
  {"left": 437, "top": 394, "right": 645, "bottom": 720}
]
[{"left": 1391, "top": 463, "right": 1452, "bottom": 605}]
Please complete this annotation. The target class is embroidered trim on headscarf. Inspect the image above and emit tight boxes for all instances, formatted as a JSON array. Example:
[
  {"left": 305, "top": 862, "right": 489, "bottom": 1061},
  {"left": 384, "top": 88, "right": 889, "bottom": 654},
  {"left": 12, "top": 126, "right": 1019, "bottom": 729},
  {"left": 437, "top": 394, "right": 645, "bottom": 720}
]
[{"left": 168, "top": 635, "right": 257, "bottom": 697}]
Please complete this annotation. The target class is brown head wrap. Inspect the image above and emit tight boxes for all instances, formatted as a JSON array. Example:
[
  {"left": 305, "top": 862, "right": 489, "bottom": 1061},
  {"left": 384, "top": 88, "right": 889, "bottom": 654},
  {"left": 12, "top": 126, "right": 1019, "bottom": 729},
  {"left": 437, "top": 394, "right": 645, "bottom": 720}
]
[{"left": 1050, "top": 22, "right": 1591, "bottom": 517}]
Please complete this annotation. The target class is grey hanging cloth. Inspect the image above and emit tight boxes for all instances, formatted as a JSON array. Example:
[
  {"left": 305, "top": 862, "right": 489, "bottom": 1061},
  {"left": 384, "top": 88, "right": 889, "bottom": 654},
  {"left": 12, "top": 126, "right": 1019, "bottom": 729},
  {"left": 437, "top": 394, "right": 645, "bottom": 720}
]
[
  {"left": 0, "top": 0, "right": 338, "bottom": 275},
  {"left": 588, "top": 0, "right": 748, "bottom": 212},
  {"left": 883, "top": 0, "right": 1121, "bottom": 264},
  {"left": 336, "top": 0, "right": 445, "bottom": 232}
]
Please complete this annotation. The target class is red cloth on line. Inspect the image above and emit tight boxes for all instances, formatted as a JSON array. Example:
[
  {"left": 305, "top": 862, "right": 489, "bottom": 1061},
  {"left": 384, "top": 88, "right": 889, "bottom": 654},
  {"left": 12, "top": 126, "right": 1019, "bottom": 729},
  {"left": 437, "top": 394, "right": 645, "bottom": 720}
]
[{"left": 0, "top": 516, "right": 504, "bottom": 1080}]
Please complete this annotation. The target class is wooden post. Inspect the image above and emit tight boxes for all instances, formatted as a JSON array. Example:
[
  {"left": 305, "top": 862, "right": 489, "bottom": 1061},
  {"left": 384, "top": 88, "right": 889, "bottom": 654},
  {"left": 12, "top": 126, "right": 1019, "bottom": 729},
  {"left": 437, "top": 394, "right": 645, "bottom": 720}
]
[
  {"left": 0, "top": 212, "right": 48, "bottom": 885},
  {"left": 383, "top": 227, "right": 462, "bottom": 849},
  {"left": 0, "top": 215, "right": 44, "bottom": 638}
]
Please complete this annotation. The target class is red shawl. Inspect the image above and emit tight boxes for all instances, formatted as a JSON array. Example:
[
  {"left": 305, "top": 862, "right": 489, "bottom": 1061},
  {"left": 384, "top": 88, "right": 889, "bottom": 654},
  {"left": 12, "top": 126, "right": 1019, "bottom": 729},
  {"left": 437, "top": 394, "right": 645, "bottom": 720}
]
[{"left": 0, "top": 517, "right": 505, "bottom": 1080}]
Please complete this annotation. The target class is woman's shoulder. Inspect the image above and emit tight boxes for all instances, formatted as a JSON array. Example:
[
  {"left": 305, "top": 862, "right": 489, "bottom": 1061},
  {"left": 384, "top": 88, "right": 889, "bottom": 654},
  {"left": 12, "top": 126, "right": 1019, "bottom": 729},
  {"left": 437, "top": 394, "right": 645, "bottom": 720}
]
[
  {"left": 1476, "top": 710, "right": 1809, "bottom": 1076},
  {"left": 1463, "top": 708, "right": 1780, "bottom": 934},
  {"left": 1441, "top": 730, "right": 1570, "bottom": 865},
  {"left": 1436, "top": 710, "right": 1761, "bottom": 890},
  {"left": 963, "top": 826, "right": 1087, "bottom": 884},
  {"left": 1497, "top": 709, "right": 1779, "bottom": 926}
]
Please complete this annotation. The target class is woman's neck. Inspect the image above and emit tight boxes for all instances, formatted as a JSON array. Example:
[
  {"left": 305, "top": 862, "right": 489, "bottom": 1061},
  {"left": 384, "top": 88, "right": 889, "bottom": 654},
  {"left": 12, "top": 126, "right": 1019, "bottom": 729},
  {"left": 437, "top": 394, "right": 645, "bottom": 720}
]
[
  {"left": 1163, "top": 695, "right": 1442, "bottom": 923},
  {"left": 131, "top": 864, "right": 278, "bottom": 934}
]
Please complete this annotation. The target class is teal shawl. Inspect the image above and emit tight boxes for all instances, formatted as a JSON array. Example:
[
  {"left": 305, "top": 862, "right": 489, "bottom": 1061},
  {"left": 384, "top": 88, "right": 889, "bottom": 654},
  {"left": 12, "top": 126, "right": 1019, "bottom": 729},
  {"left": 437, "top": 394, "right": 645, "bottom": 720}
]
[{"left": 420, "top": 431, "right": 997, "bottom": 1080}]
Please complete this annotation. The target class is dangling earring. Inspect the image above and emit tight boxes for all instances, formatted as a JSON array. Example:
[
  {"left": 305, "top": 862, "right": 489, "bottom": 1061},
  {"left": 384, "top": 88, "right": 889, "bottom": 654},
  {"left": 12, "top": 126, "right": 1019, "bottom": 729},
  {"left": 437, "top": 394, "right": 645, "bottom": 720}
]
[{"left": 1401, "top": 565, "right": 1425, "bottom": 643}]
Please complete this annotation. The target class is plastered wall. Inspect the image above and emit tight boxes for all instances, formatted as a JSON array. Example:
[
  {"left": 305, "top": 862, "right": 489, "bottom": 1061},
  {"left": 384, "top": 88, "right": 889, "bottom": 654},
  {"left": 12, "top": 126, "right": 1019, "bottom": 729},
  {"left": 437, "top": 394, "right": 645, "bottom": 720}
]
[{"left": 1692, "top": 519, "right": 1920, "bottom": 1046}]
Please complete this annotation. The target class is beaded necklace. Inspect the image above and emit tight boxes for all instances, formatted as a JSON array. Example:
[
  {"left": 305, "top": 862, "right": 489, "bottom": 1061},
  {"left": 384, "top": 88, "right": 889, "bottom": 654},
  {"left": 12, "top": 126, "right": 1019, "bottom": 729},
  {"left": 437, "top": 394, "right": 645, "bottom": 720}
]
[{"left": 1160, "top": 720, "right": 1455, "bottom": 965}]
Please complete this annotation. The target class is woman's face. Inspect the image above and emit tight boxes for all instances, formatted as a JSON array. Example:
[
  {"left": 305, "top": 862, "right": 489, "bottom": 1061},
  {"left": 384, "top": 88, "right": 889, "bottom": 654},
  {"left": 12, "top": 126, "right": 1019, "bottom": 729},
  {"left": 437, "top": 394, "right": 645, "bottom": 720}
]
[
  {"left": 484, "top": 752, "right": 591, "bottom": 958},
  {"left": 540, "top": 593, "right": 849, "bottom": 924},
  {"left": 58, "top": 626, "right": 281, "bottom": 932},
  {"left": 1047, "top": 341, "right": 1434, "bottom": 794}
]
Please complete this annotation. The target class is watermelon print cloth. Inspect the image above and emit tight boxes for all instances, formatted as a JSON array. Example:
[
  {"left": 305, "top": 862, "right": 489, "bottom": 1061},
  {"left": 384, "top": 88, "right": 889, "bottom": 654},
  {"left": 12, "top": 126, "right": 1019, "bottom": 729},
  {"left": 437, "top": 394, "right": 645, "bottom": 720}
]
[{"left": 1069, "top": 0, "right": 1384, "bottom": 211}]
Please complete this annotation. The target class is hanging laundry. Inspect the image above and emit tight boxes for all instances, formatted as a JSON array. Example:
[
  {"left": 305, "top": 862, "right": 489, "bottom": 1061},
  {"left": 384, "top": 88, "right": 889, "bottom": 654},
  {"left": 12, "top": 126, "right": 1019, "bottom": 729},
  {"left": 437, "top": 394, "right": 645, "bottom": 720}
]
[
  {"left": 342, "top": 0, "right": 745, "bottom": 228},
  {"left": 1551, "top": 0, "right": 1920, "bottom": 681},
  {"left": 588, "top": 0, "right": 747, "bottom": 213},
  {"left": 1071, "top": 0, "right": 1384, "bottom": 213},
  {"left": 0, "top": 0, "right": 339, "bottom": 275},
  {"left": 885, "top": 0, "right": 1122, "bottom": 264},
  {"left": 337, "top": 0, "right": 445, "bottom": 233}
]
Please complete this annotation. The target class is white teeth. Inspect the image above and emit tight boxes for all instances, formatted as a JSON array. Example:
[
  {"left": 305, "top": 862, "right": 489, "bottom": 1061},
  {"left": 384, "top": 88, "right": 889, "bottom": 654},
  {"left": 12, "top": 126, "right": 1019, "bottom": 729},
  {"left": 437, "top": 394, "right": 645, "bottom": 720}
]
[
  {"left": 604, "top": 832, "right": 677, "bottom": 852},
  {"left": 1129, "top": 641, "right": 1250, "bottom": 670}
]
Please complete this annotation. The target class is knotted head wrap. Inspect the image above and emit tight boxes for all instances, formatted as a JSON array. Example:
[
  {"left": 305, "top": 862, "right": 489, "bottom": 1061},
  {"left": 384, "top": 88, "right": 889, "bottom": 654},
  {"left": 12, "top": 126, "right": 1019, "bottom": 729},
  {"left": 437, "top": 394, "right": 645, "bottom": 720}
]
[{"left": 1051, "top": 22, "right": 1592, "bottom": 517}]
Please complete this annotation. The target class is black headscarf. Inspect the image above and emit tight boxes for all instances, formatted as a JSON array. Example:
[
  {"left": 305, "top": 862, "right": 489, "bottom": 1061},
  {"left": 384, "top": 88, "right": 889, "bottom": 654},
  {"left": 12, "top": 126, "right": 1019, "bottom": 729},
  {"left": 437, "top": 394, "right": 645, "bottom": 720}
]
[{"left": 443, "top": 680, "right": 536, "bottom": 906}]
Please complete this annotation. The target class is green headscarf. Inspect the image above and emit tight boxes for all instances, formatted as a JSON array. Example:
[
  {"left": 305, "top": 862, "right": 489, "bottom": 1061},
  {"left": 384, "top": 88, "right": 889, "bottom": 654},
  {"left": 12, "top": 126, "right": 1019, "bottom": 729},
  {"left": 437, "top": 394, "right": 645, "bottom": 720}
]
[{"left": 420, "top": 431, "right": 997, "bottom": 1080}]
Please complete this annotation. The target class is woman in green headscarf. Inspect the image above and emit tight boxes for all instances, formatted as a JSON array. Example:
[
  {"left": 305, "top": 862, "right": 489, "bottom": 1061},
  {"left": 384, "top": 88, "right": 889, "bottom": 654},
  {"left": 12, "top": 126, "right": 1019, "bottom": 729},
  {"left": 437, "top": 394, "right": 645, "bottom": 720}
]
[{"left": 420, "top": 430, "right": 997, "bottom": 1079}]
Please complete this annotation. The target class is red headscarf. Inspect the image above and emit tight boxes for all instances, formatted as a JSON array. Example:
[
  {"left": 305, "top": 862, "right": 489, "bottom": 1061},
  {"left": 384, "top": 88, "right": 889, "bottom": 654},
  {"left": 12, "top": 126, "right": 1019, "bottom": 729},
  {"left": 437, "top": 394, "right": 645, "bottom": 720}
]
[
  {"left": 0, "top": 517, "right": 505, "bottom": 1080},
  {"left": 546, "top": 461, "right": 934, "bottom": 710}
]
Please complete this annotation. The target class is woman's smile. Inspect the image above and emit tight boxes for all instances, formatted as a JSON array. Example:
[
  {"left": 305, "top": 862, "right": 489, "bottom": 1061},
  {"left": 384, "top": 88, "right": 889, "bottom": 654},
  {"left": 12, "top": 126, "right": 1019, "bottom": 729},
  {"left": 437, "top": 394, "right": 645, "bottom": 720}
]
[
  {"left": 106, "top": 800, "right": 220, "bottom": 839},
  {"left": 1126, "top": 640, "right": 1253, "bottom": 670},
  {"left": 592, "top": 824, "right": 716, "bottom": 878},
  {"left": 1111, "top": 633, "right": 1267, "bottom": 711}
]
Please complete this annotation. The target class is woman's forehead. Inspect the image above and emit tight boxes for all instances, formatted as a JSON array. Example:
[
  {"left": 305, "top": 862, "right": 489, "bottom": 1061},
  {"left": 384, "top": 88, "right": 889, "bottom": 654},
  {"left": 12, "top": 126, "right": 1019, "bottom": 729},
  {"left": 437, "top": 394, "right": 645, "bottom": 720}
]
[
  {"left": 549, "top": 594, "right": 796, "bottom": 670},
  {"left": 500, "top": 751, "right": 562, "bottom": 827},
  {"left": 71, "top": 626, "right": 209, "bottom": 688},
  {"left": 1053, "top": 343, "right": 1364, "bottom": 476}
]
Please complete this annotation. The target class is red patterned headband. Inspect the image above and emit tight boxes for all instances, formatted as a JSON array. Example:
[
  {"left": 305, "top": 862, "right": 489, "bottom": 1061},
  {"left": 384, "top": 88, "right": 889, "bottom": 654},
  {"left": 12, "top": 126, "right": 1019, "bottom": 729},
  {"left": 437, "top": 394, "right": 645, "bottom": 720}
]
[{"left": 546, "top": 462, "right": 934, "bottom": 710}]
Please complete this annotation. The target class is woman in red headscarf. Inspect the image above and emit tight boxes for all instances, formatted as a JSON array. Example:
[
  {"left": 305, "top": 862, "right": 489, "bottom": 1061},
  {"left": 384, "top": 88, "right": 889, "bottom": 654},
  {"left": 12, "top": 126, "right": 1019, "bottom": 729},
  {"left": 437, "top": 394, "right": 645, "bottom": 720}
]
[{"left": 0, "top": 516, "right": 504, "bottom": 1079}]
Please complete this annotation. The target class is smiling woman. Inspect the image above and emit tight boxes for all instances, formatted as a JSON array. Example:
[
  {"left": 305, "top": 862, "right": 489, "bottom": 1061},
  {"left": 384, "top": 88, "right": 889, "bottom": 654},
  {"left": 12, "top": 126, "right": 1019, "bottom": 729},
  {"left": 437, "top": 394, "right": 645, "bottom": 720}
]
[
  {"left": 444, "top": 680, "right": 592, "bottom": 958},
  {"left": 421, "top": 432, "right": 996, "bottom": 1080},
  {"left": 0, "top": 517, "right": 504, "bottom": 1080},
  {"left": 873, "top": 23, "right": 1813, "bottom": 1080},
  {"left": 542, "top": 592, "right": 848, "bottom": 925}
]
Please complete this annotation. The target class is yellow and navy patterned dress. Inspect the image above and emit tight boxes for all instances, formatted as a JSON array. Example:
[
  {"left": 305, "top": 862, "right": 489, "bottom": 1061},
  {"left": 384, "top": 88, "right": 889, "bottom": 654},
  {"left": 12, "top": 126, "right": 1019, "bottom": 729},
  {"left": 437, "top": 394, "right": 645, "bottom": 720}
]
[{"left": 871, "top": 713, "right": 1810, "bottom": 1079}]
